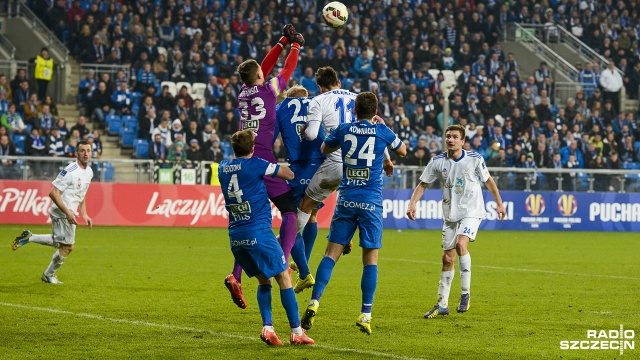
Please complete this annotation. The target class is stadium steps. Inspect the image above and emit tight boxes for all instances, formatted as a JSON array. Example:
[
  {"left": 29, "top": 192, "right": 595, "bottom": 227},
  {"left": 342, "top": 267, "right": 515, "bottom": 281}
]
[{"left": 500, "top": 40, "right": 543, "bottom": 80}]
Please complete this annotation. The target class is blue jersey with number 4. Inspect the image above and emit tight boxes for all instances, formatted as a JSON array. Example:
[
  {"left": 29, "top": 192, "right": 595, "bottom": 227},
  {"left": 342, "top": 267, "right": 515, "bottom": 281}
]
[
  {"left": 324, "top": 121, "right": 402, "bottom": 201},
  {"left": 275, "top": 97, "right": 326, "bottom": 163},
  {"left": 218, "top": 157, "right": 280, "bottom": 235}
]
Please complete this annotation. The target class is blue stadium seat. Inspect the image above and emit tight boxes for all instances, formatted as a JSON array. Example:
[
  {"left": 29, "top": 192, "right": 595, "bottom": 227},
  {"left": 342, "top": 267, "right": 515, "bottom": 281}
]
[
  {"left": 205, "top": 105, "right": 220, "bottom": 119},
  {"left": 131, "top": 104, "right": 140, "bottom": 117},
  {"left": 12, "top": 134, "right": 26, "bottom": 155},
  {"left": 107, "top": 115, "right": 122, "bottom": 136},
  {"left": 121, "top": 129, "right": 136, "bottom": 149},
  {"left": 103, "top": 162, "right": 115, "bottom": 181},
  {"left": 131, "top": 92, "right": 143, "bottom": 106},
  {"left": 634, "top": 141, "right": 640, "bottom": 153},
  {"left": 122, "top": 115, "right": 137, "bottom": 131},
  {"left": 134, "top": 139, "right": 149, "bottom": 159}
]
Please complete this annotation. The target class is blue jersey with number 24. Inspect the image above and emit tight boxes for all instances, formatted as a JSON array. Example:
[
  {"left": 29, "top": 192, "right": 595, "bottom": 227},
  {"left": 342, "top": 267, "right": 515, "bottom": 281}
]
[{"left": 324, "top": 121, "right": 402, "bottom": 201}]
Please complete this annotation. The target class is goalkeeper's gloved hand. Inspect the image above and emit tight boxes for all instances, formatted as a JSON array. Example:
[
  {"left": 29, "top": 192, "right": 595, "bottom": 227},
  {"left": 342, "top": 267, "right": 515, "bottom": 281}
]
[
  {"left": 279, "top": 24, "right": 296, "bottom": 46},
  {"left": 292, "top": 33, "right": 305, "bottom": 48}
]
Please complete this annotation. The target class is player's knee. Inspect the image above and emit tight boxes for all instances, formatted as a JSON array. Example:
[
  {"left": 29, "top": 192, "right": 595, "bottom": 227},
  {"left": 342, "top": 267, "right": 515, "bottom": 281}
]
[
  {"left": 442, "top": 252, "right": 455, "bottom": 266},
  {"left": 455, "top": 238, "right": 468, "bottom": 254},
  {"left": 59, "top": 244, "right": 73, "bottom": 256}
]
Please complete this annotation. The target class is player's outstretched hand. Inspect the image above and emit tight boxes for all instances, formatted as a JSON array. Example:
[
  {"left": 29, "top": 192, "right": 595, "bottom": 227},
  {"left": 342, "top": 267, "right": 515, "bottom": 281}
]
[
  {"left": 65, "top": 210, "right": 78, "bottom": 225},
  {"left": 282, "top": 24, "right": 296, "bottom": 43},
  {"left": 84, "top": 215, "right": 93, "bottom": 230},
  {"left": 406, "top": 204, "right": 417, "bottom": 221},
  {"left": 383, "top": 158, "right": 394, "bottom": 177},
  {"left": 292, "top": 33, "right": 305, "bottom": 47}
]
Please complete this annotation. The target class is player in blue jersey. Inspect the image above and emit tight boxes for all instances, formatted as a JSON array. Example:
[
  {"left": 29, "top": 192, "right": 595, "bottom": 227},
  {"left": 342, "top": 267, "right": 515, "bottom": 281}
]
[
  {"left": 300, "top": 92, "right": 407, "bottom": 335},
  {"left": 218, "top": 130, "right": 314, "bottom": 346},
  {"left": 275, "top": 85, "right": 325, "bottom": 294},
  {"left": 406, "top": 124, "right": 506, "bottom": 319}
]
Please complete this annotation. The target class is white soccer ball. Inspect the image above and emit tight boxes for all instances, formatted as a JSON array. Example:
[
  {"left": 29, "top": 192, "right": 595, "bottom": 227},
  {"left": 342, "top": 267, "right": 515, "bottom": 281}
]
[{"left": 322, "top": 1, "right": 349, "bottom": 28}]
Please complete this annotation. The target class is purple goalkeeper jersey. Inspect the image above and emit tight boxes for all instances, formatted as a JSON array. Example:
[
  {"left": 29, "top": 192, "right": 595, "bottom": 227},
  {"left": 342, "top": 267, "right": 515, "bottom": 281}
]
[{"left": 238, "top": 74, "right": 287, "bottom": 163}]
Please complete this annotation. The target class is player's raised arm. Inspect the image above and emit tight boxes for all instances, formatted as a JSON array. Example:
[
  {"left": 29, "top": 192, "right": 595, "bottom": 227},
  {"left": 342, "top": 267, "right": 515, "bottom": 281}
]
[
  {"left": 260, "top": 24, "right": 295, "bottom": 76},
  {"left": 406, "top": 182, "right": 430, "bottom": 221},
  {"left": 484, "top": 176, "right": 506, "bottom": 221}
]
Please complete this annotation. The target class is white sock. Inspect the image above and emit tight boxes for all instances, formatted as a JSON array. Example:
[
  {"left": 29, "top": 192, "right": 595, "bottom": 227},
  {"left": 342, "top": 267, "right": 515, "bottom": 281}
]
[
  {"left": 459, "top": 254, "right": 471, "bottom": 295},
  {"left": 44, "top": 250, "right": 66, "bottom": 276},
  {"left": 363, "top": 312, "right": 371, "bottom": 321},
  {"left": 291, "top": 326, "right": 303, "bottom": 336},
  {"left": 296, "top": 209, "right": 311, "bottom": 234},
  {"left": 30, "top": 234, "right": 55, "bottom": 247},
  {"left": 263, "top": 325, "right": 274, "bottom": 332},
  {"left": 437, "top": 270, "right": 455, "bottom": 308}
]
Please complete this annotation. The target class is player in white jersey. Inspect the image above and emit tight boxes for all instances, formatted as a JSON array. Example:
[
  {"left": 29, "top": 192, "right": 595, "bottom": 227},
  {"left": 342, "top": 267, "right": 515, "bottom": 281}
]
[
  {"left": 12, "top": 140, "right": 94, "bottom": 284},
  {"left": 296, "top": 67, "right": 393, "bottom": 243},
  {"left": 406, "top": 124, "right": 506, "bottom": 318}
]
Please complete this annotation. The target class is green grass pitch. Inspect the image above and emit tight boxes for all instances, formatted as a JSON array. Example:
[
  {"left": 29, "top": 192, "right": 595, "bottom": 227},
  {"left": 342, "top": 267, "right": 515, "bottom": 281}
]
[{"left": 1, "top": 225, "right": 638, "bottom": 359}]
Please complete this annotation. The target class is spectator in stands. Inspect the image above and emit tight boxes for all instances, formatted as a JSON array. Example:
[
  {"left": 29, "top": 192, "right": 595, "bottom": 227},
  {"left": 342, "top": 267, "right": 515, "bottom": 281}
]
[
  {"left": 90, "top": 130, "right": 102, "bottom": 159},
  {"left": 0, "top": 74, "right": 12, "bottom": 104},
  {"left": 186, "top": 54, "right": 206, "bottom": 83},
  {"left": 91, "top": 82, "right": 113, "bottom": 127},
  {"left": 186, "top": 138, "right": 204, "bottom": 162},
  {"left": 10, "top": 69, "right": 29, "bottom": 103},
  {"left": 0, "top": 93, "right": 7, "bottom": 115},
  {"left": 167, "top": 141, "right": 186, "bottom": 164},
  {"left": 0, "top": 133, "right": 18, "bottom": 178},
  {"left": 23, "top": 94, "right": 42, "bottom": 126},
  {"left": 47, "top": 126, "right": 64, "bottom": 157},
  {"left": 579, "top": 63, "right": 598, "bottom": 97},
  {"left": 25, "top": 127, "right": 46, "bottom": 156},
  {"left": 149, "top": 133, "right": 167, "bottom": 161},
  {"left": 600, "top": 60, "right": 624, "bottom": 113},
  {"left": 70, "top": 116, "right": 90, "bottom": 140},
  {"left": 136, "top": 62, "right": 157, "bottom": 93},
  {"left": 189, "top": 99, "right": 207, "bottom": 126},
  {"left": 65, "top": 137, "right": 77, "bottom": 158},
  {"left": 152, "top": 117, "right": 172, "bottom": 149},
  {"left": 87, "top": 35, "right": 107, "bottom": 64},
  {"left": 619, "top": 135, "right": 638, "bottom": 163},
  {"left": 35, "top": 104, "right": 55, "bottom": 136},
  {"left": 204, "top": 138, "right": 225, "bottom": 163},
  {"left": 32, "top": 48, "right": 54, "bottom": 102},
  {"left": 111, "top": 82, "right": 132, "bottom": 115},
  {"left": 0, "top": 104, "right": 25, "bottom": 136},
  {"left": 78, "top": 70, "right": 97, "bottom": 109},
  {"left": 170, "top": 118, "right": 185, "bottom": 143},
  {"left": 153, "top": 54, "right": 169, "bottom": 83}
]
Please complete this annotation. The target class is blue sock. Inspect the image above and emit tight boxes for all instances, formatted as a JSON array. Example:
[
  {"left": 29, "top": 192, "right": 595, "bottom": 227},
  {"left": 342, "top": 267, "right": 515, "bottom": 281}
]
[
  {"left": 280, "top": 288, "right": 301, "bottom": 328},
  {"left": 290, "top": 234, "right": 310, "bottom": 278},
  {"left": 257, "top": 284, "right": 273, "bottom": 326},
  {"left": 302, "top": 222, "right": 318, "bottom": 260},
  {"left": 311, "top": 256, "right": 336, "bottom": 301},
  {"left": 361, "top": 264, "right": 378, "bottom": 314}
]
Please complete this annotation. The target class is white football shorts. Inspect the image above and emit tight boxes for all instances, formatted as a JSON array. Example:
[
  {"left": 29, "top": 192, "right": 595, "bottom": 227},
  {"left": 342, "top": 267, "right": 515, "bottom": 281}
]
[
  {"left": 51, "top": 216, "right": 76, "bottom": 245},
  {"left": 304, "top": 160, "right": 342, "bottom": 203},
  {"left": 441, "top": 217, "right": 482, "bottom": 251}
]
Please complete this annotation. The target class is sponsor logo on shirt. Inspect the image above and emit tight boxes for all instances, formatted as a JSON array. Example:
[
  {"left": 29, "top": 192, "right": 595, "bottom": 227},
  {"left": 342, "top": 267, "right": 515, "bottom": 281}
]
[{"left": 346, "top": 167, "right": 370, "bottom": 180}]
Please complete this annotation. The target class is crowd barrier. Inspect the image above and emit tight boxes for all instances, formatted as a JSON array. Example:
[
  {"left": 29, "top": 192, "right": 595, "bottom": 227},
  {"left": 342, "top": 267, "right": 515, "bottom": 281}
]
[{"left": 2, "top": 181, "right": 638, "bottom": 231}]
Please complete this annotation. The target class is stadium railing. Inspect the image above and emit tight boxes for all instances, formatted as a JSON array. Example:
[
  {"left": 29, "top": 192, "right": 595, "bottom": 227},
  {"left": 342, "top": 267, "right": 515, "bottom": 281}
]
[
  {"left": 12, "top": 0, "right": 69, "bottom": 63},
  {"left": 0, "top": 59, "right": 28, "bottom": 79},
  {"left": 555, "top": 24, "right": 625, "bottom": 77},
  {"left": 0, "top": 156, "right": 154, "bottom": 183},
  {"left": 2, "top": 157, "right": 639, "bottom": 193},
  {"left": 508, "top": 23, "right": 580, "bottom": 83},
  {"left": 0, "top": 32, "right": 16, "bottom": 59},
  {"left": 80, "top": 64, "right": 132, "bottom": 84}
]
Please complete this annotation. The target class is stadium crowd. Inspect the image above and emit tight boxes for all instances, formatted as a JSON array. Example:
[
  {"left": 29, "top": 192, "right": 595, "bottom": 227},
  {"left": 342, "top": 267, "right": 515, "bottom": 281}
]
[{"left": 1, "top": 0, "right": 640, "bottom": 190}]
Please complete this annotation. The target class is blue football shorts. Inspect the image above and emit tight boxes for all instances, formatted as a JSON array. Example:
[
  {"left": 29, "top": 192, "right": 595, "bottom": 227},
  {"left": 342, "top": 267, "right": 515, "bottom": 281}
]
[
  {"left": 230, "top": 228, "right": 287, "bottom": 279},
  {"left": 289, "top": 160, "right": 324, "bottom": 210},
  {"left": 327, "top": 198, "right": 383, "bottom": 249}
]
